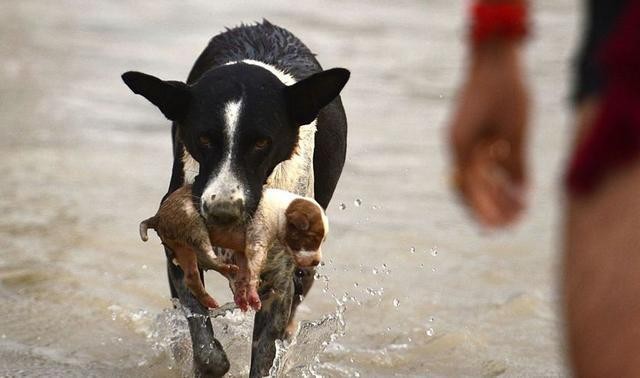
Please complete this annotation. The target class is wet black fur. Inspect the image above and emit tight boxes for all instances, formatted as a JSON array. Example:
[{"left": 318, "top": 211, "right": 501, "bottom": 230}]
[{"left": 123, "top": 20, "right": 348, "bottom": 377}]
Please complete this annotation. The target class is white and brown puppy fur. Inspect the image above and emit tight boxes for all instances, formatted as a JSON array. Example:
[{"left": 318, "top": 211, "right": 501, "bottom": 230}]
[
  {"left": 140, "top": 186, "right": 328, "bottom": 311},
  {"left": 232, "top": 188, "right": 328, "bottom": 311}
]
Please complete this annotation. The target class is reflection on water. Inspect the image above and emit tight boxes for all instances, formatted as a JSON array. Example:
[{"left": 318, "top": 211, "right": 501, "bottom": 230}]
[{"left": 0, "top": 0, "right": 577, "bottom": 376}]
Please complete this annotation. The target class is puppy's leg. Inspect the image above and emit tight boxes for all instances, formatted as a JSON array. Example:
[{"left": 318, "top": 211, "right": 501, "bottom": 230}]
[
  {"left": 243, "top": 244, "right": 269, "bottom": 311},
  {"left": 172, "top": 243, "right": 219, "bottom": 309},
  {"left": 232, "top": 252, "right": 251, "bottom": 312},
  {"left": 165, "top": 246, "right": 230, "bottom": 377},
  {"left": 249, "top": 249, "right": 295, "bottom": 378}
]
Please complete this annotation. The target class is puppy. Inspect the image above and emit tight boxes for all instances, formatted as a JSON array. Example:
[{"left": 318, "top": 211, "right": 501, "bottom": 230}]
[
  {"left": 140, "top": 186, "right": 329, "bottom": 311},
  {"left": 226, "top": 188, "right": 328, "bottom": 311},
  {"left": 139, "top": 185, "right": 239, "bottom": 309}
]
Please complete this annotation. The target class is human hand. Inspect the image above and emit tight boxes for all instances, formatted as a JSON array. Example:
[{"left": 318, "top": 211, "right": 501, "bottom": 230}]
[{"left": 448, "top": 42, "right": 530, "bottom": 227}]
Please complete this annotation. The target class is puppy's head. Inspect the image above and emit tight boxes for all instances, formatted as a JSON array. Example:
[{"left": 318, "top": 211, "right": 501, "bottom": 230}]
[
  {"left": 121, "top": 64, "right": 349, "bottom": 228},
  {"left": 284, "top": 198, "right": 328, "bottom": 267}
]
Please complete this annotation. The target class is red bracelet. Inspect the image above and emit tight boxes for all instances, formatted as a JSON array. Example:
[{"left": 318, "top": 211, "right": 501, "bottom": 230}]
[{"left": 471, "top": 2, "right": 529, "bottom": 45}]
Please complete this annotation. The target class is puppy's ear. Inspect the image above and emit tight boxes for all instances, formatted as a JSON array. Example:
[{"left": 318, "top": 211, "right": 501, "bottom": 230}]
[
  {"left": 121, "top": 71, "right": 191, "bottom": 121},
  {"left": 287, "top": 210, "right": 310, "bottom": 231},
  {"left": 285, "top": 68, "right": 350, "bottom": 126}
]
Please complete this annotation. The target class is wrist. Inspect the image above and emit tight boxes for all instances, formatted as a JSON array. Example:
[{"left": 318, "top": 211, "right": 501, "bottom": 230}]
[{"left": 471, "top": 41, "right": 522, "bottom": 70}]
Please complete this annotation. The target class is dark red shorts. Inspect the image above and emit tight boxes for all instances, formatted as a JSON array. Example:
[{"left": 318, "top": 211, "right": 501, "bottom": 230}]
[{"left": 566, "top": 1, "right": 640, "bottom": 195}]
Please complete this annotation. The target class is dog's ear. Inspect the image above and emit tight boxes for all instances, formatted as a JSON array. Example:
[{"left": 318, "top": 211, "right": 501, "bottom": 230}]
[
  {"left": 287, "top": 210, "right": 310, "bottom": 232},
  {"left": 121, "top": 71, "right": 191, "bottom": 121},
  {"left": 285, "top": 68, "right": 350, "bottom": 126}
]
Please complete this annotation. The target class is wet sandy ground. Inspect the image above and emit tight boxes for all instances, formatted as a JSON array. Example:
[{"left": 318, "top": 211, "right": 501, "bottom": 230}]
[{"left": 0, "top": 0, "right": 578, "bottom": 376}]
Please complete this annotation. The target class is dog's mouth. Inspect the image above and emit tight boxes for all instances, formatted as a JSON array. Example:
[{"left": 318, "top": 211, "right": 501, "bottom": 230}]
[{"left": 203, "top": 212, "right": 247, "bottom": 228}]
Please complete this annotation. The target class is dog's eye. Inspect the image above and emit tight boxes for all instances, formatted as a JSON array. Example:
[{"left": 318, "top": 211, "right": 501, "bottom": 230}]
[
  {"left": 254, "top": 138, "right": 270, "bottom": 150},
  {"left": 199, "top": 136, "right": 211, "bottom": 147}
]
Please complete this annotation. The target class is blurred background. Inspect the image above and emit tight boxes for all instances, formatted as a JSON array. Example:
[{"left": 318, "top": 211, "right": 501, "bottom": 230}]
[{"left": 0, "top": 0, "right": 578, "bottom": 376}]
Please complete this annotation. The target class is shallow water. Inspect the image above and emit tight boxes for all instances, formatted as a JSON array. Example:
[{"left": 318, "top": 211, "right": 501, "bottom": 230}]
[{"left": 0, "top": 0, "right": 578, "bottom": 376}]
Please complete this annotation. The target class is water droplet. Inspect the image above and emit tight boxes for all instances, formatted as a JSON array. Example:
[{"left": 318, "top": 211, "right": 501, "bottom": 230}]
[
  {"left": 439, "top": 94, "right": 444, "bottom": 99},
  {"left": 354, "top": 372, "right": 360, "bottom": 377},
  {"left": 393, "top": 298, "right": 400, "bottom": 307},
  {"left": 372, "top": 267, "right": 379, "bottom": 275},
  {"left": 430, "top": 247, "right": 438, "bottom": 257},
  {"left": 419, "top": 263, "right": 425, "bottom": 269},
  {"left": 426, "top": 328, "right": 435, "bottom": 336},
  {"left": 371, "top": 205, "right": 378, "bottom": 210},
  {"left": 432, "top": 267, "right": 437, "bottom": 272},
  {"left": 407, "top": 337, "right": 412, "bottom": 342},
  {"left": 386, "top": 326, "right": 391, "bottom": 332},
  {"left": 339, "top": 203, "right": 346, "bottom": 210},
  {"left": 141, "top": 264, "right": 148, "bottom": 269},
  {"left": 353, "top": 282, "right": 359, "bottom": 288},
  {"left": 354, "top": 198, "right": 362, "bottom": 207},
  {"left": 409, "top": 247, "right": 416, "bottom": 254},
  {"left": 429, "top": 316, "right": 435, "bottom": 322}
]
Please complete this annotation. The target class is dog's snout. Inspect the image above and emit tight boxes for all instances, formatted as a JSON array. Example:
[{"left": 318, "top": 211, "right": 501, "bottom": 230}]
[{"left": 204, "top": 195, "right": 244, "bottom": 225}]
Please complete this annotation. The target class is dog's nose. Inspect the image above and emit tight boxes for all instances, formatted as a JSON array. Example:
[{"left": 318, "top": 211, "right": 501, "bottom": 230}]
[{"left": 205, "top": 198, "right": 244, "bottom": 225}]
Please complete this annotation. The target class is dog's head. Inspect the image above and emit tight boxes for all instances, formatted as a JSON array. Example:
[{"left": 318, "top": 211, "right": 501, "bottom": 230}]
[
  {"left": 284, "top": 198, "right": 328, "bottom": 267},
  {"left": 122, "top": 63, "right": 348, "bottom": 226}
]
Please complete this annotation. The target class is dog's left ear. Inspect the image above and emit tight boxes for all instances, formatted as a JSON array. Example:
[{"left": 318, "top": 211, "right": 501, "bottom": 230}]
[
  {"left": 285, "top": 68, "right": 350, "bottom": 126},
  {"left": 121, "top": 71, "right": 191, "bottom": 121}
]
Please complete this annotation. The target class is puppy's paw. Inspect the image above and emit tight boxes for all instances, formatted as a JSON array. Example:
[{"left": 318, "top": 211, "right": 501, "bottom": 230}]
[
  {"left": 234, "top": 290, "right": 249, "bottom": 312},
  {"left": 247, "top": 286, "right": 261, "bottom": 311},
  {"left": 217, "top": 263, "right": 240, "bottom": 276},
  {"left": 199, "top": 293, "right": 220, "bottom": 309}
]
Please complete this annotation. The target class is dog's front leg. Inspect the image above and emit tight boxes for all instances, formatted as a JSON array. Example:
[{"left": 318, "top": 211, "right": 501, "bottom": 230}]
[
  {"left": 166, "top": 247, "right": 230, "bottom": 377},
  {"left": 249, "top": 250, "right": 295, "bottom": 378}
]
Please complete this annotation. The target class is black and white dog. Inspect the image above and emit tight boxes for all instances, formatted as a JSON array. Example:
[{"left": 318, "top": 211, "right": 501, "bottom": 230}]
[{"left": 122, "top": 20, "right": 348, "bottom": 377}]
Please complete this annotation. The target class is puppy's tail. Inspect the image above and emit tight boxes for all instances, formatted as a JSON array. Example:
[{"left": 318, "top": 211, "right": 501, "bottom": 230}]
[{"left": 139, "top": 216, "right": 158, "bottom": 242}]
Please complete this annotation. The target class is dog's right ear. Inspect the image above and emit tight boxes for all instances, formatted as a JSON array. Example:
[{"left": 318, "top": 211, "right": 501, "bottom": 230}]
[
  {"left": 121, "top": 71, "right": 191, "bottom": 121},
  {"left": 287, "top": 210, "right": 310, "bottom": 231}
]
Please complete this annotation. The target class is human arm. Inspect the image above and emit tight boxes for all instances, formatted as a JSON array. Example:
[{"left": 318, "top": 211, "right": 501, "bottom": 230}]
[{"left": 448, "top": 0, "right": 531, "bottom": 227}]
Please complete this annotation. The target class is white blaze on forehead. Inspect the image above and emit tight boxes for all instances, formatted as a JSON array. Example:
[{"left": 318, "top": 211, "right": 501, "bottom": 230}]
[{"left": 201, "top": 99, "right": 245, "bottom": 210}]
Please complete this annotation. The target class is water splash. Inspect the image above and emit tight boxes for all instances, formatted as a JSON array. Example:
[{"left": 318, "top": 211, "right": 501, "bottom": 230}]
[{"left": 268, "top": 300, "right": 346, "bottom": 377}]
